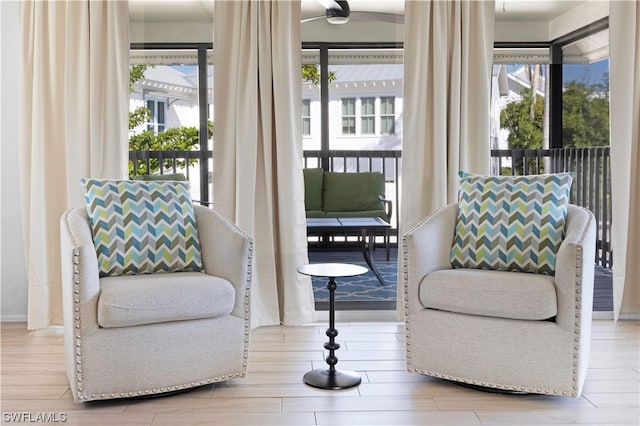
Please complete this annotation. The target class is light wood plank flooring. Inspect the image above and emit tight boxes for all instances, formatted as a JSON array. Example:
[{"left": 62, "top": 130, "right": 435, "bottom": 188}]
[{"left": 1, "top": 320, "right": 639, "bottom": 425}]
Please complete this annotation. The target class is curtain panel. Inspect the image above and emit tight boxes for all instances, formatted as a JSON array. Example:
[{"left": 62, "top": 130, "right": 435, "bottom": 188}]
[
  {"left": 19, "top": 0, "right": 129, "bottom": 329},
  {"left": 401, "top": 0, "right": 495, "bottom": 233},
  {"left": 213, "top": 0, "right": 315, "bottom": 327},
  {"left": 610, "top": 1, "right": 640, "bottom": 319},
  {"left": 399, "top": 0, "right": 495, "bottom": 315}
]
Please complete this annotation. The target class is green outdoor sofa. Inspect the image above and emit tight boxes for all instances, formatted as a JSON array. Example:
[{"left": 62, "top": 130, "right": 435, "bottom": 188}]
[{"left": 302, "top": 168, "right": 392, "bottom": 221}]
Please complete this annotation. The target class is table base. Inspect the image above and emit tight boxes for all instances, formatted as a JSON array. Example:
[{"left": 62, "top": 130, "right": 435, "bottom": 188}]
[{"left": 303, "top": 368, "right": 361, "bottom": 390}]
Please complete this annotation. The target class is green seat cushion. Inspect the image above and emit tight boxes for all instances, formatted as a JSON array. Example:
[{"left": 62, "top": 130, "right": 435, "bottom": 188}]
[
  {"left": 324, "top": 210, "right": 388, "bottom": 221},
  {"left": 305, "top": 210, "right": 326, "bottom": 218},
  {"left": 450, "top": 171, "right": 573, "bottom": 275},
  {"left": 303, "top": 168, "right": 324, "bottom": 211},
  {"left": 82, "top": 179, "right": 203, "bottom": 277},
  {"left": 323, "top": 172, "right": 385, "bottom": 213}
]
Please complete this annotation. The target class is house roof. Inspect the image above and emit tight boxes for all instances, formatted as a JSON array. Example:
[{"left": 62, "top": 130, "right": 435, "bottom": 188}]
[
  {"left": 143, "top": 66, "right": 196, "bottom": 88},
  {"left": 329, "top": 64, "right": 403, "bottom": 83}
]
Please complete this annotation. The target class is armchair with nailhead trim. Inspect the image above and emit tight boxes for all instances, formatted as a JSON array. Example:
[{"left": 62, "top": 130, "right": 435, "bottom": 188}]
[
  {"left": 60, "top": 204, "right": 253, "bottom": 402},
  {"left": 402, "top": 204, "right": 596, "bottom": 397}
]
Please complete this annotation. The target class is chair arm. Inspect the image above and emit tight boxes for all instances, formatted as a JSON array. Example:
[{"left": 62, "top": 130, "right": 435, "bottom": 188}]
[
  {"left": 401, "top": 203, "right": 458, "bottom": 315},
  {"left": 554, "top": 205, "right": 596, "bottom": 332},
  {"left": 194, "top": 205, "right": 253, "bottom": 318},
  {"left": 379, "top": 195, "right": 393, "bottom": 221},
  {"left": 60, "top": 207, "right": 102, "bottom": 331}
]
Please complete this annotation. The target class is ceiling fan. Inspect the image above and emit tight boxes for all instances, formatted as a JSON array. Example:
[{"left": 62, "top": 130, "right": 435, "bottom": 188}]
[{"left": 302, "top": 0, "right": 404, "bottom": 25}]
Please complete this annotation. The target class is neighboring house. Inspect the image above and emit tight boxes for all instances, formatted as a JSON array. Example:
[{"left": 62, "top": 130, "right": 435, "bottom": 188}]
[
  {"left": 130, "top": 64, "right": 404, "bottom": 152},
  {"left": 130, "top": 63, "right": 546, "bottom": 157},
  {"left": 302, "top": 64, "right": 403, "bottom": 152},
  {"left": 129, "top": 65, "right": 200, "bottom": 137}
]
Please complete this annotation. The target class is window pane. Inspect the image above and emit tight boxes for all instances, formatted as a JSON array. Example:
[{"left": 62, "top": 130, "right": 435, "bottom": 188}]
[
  {"left": 157, "top": 101, "right": 165, "bottom": 125},
  {"left": 381, "top": 117, "right": 394, "bottom": 135},
  {"left": 561, "top": 57, "right": 609, "bottom": 147},
  {"left": 362, "top": 116, "right": 374, "bottom": 134},
  {"left": 491, "top": 63, "right": 548, "bottom": 174},
  {"left": 342, "top": 117, "right": 355, "bottom": 134},
  {"left": 380, "top": 96, "right": 394, "bottom": 114},
  {"left": 342, "top": 98, "right": 355, "bottom": 115},
  {"left": 361, "top": 97, "right": 375, "bottom": 115}
]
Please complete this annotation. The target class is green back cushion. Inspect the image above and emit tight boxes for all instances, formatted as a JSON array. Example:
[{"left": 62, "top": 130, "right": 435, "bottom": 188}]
[
  {"left": 323, "top": 172, "right": 384, "bottom": 212},
  {"left": 450, "top": 171, "right": 573, "bottom": 275},
  {"left": 303, "top": 168, "right": 324, "bottom": 211},
  {"left": 134, "top": 173, "right": 187, "bottom": 182},
  {"left": 82, "top": 179, "right": 204, "bottom": 277}
]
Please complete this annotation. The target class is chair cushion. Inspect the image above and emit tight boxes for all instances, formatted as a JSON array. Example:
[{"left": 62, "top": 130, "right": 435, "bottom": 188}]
[
  {"left": 98, "top": 272, "right": 235, "bottom": 328},
  {"left": 450, "top": 171, "right": 573, "bottom": 275},
  {"left": 303, "top": 168, "right": 324, "bottom": 211},
  {"left": 323, "top": 172, "right": 385, "bottom": 212},
  {"left": 82, "top": 179, "right": 203, "bottom": 277},
  {"left": 420, "top": 269, "right": 557, "bottom": 320},
  {"left": 134, "top": 173, "right": 187, "bottom": 182},
  {"left": 324, "top": 210, "right": 388, "bottom": 221}
]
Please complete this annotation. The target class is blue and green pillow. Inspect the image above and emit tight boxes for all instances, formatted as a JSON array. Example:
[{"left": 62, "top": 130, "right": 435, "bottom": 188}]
[
  {"left": 450, "top": 171, "right": 573, "bottom": 275},
  {"left": 81, "top": 179, "right": 204, "bottom": 277}
]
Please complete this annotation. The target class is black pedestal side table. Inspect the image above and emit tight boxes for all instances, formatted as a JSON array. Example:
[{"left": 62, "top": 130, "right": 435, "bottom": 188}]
[{"left": 297, "top": 262, "right": 368, "bottom": 390}]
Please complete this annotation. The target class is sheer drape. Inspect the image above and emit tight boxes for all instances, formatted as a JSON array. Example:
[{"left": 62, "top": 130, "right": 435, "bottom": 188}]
[
  {"left": 213, "top": 1, "right": 315, "bottom": 327},
  {"left": 400, "top": 0, "right": 495, "bottom": 315},
  {"left": 19, "top": 0, "right": 129, "bottom": 329},
  {"left": 610, "top": 1, "right": 640, "bottom": 319}
]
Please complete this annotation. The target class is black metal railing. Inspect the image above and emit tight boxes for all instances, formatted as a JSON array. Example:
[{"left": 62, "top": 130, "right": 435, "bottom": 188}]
[
  {"left": 129, "top": 146, "right": 611, "bottom": 267},
  {"left": 491, "top": 147, "right": 612, "bottom": 267}
]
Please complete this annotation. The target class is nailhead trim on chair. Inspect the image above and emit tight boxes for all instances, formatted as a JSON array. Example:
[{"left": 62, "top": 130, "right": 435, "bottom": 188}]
[
  {"left": 401, "top": 207, "right": 594, "bottom": 398},
  {"left": 70, "top": 211, "right": 255, "bottom": 402}
]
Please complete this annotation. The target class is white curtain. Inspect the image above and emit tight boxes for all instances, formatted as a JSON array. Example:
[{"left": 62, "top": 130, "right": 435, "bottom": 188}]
[
  {"left": 401, "top": 0, "right": 495, "bottom": 235},
  {"left": 20, "top": 0, "right": 129, "bottom": 329},
  {"left": 400, "top": 0, "right": 495, "bottom": 317},
  {"left": 213, "top": 1, "right": 315, "bottom": 327},
  {"left": 610, "top": 1, "right": 640, "bottom": 320}
]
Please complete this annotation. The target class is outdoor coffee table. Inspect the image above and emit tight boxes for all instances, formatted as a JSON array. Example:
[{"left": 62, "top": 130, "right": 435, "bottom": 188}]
[
  {"left": 297, "top": 263, "right": 369, "bottom": 390},
  {"left": 306, "top": 217, "right": 391, "bottom": 285}
]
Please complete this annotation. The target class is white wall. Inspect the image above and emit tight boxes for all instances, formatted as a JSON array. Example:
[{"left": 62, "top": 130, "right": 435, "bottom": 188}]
[{"left": 1, "top": 1, "right": 28, "bottom": 321}]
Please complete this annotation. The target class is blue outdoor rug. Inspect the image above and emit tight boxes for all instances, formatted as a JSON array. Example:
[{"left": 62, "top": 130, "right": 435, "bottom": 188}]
[{"left": 311, "top": 261, "right": 397, "bottom": 303}]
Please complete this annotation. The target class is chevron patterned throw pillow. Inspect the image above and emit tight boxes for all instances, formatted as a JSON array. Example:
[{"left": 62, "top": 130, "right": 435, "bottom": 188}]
[
  {"left": 82, "top": 179, "right": 204, "bottom": 277},
  {"left": 450, "top": 171, "right": 573, "bottom": 275}
]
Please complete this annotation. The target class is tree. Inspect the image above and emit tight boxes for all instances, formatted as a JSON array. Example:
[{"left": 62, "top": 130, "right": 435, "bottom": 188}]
[
  {"left": 500, "top": 88, "right": 545, "bottom": 150},
  {"left": 301, "top": 64, "right": 336, "bottom": 84},
  {"left": 562, "top": 79, "right": 609, "bottom": 148}
]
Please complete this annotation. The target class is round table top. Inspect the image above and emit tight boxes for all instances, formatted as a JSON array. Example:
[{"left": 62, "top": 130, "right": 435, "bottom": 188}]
[{"left": 297, "top": 263, "right": 368, "bottom": 278}]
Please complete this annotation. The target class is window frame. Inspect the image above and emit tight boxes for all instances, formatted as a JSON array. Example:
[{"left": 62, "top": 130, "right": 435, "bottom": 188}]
[
  {"left": 379, "top": 96, "right": 395, "bottom": 135},
  {"left": 341, "top": 97, "right": 356, "bottom": 135}
]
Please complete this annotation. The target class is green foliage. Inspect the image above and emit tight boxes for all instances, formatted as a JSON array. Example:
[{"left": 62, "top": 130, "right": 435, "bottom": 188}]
[
  {"left": 500, "top": 88, "right": 545, "bottom": 150},
  {"left": 562, "top": 81, "right": 609, "bottom": 148},
  {"left": 301, "top": 64, "right": 336, "bottom": 85},
  {"left": 129, "top": 106, "right": 150, "bottom": 129},
  {"left": 128, "top": 127, "right": 200, "bottom": 177},
  {"left": 129, "top": 65, "right": 148, "bottom": 93}
]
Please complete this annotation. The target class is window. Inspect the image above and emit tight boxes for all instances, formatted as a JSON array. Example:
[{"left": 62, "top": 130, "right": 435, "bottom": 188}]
[
  {"left": 302, "top": 99, "right": 311, "bottom": 136},
  {"left": 146, "top": 98, "right": 166, "bottom": 134},
  {"left": 361, "top": 97, "right": 375, "bottom": 134},
  {"left": 380, "top": 96, "right": 395, "bottom": 135},
  {"left": 342, "top": 98, "right": 356, "bottom": 135}
]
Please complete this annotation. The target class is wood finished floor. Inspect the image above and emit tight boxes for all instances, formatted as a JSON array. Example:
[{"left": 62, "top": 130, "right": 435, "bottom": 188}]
[{"left": 1, "top": 320, "right": 639, "bottom": 425}]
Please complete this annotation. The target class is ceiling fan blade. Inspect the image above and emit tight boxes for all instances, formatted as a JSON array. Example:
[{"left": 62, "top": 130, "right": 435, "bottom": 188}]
[
  {"left": 350, "top": 11, "right": 404, "bottom": 24},
  {"left": 316, "top": 0, "right": 341, "bottom": 10},
  {"left": 301, "top": 15, "right": 327, "bottom": 23}
]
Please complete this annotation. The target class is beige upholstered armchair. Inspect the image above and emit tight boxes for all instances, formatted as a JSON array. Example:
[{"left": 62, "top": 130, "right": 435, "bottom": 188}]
[
  {"left": 402, "top": 173, "right": 597, "bottom": 397},
  {"left": 60, "top": 203, "right": 253, "bottom": 402}
]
